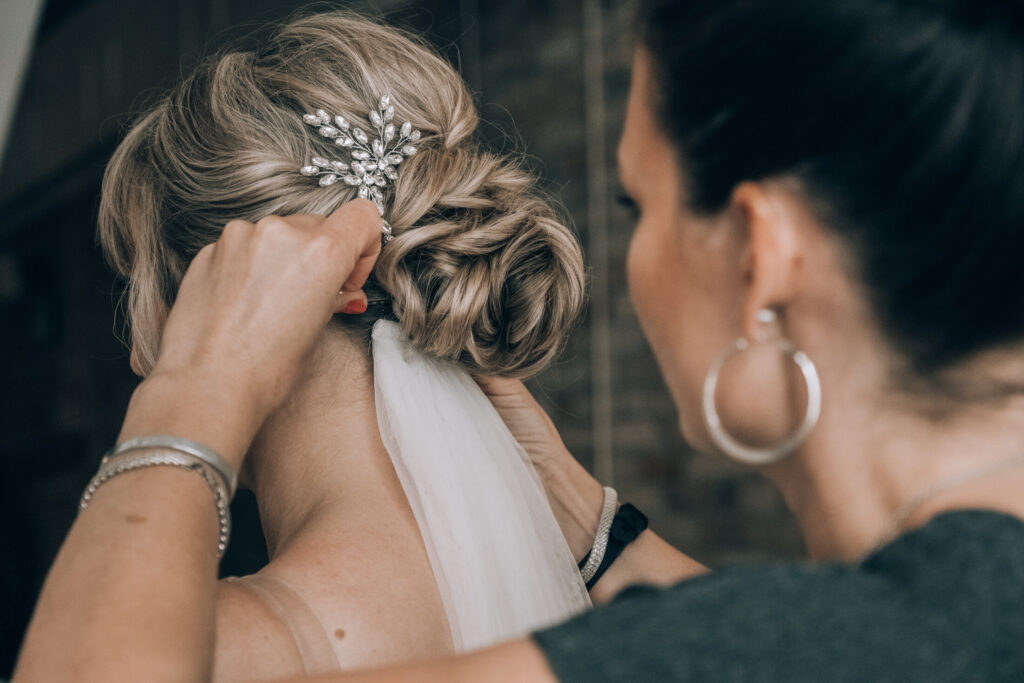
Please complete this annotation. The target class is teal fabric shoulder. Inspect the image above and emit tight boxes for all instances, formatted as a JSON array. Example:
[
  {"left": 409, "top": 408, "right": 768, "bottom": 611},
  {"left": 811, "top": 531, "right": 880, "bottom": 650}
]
[{"left": 532, "top": 510, "right": 1024, "bottom": 682}]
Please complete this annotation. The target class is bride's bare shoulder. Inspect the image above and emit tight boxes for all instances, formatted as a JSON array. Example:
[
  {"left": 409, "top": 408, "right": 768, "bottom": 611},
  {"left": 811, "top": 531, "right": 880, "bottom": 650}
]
[
  {"left": 211, "top": 535, "right": 454, "bottom": 677},
  {"left": 213, "top": 577, "right": 305, "bottom": 683}
]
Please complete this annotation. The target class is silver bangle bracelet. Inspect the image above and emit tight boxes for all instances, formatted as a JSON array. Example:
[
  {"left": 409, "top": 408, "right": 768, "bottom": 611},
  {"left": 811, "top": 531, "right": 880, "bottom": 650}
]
[
  {"left": 111, "top": 435, "right": 238, "bottom": 498},
  {"left": 579, "top": 486, "right": 618, "bottom": 584},
  {"left": 80, "top": 449, "right": 232, "bottom": 558}
]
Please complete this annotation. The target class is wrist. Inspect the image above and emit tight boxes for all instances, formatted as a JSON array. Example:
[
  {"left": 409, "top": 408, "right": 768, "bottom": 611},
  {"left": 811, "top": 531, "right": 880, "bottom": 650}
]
[
  {"left": 535, "top": 446, "right": 606, "bottom": 562},
  {"left": 119, "top": 370, "right": 263, "bottom": 472}
]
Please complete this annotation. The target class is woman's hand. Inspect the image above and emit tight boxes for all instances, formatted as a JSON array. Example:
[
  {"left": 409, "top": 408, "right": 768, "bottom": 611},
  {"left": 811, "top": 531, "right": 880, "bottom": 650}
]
[
  {"left": 119, "top": 199, "right": 384, "bottom": 468},
  {"left": 475, "top": 376, "right": 708, "bottom": 600},
  {"left": 474, "top": 376, "right": 606, "bottom": 562},
  {"left": 474, "top": 376, "right": 572, "bottom": 472}
]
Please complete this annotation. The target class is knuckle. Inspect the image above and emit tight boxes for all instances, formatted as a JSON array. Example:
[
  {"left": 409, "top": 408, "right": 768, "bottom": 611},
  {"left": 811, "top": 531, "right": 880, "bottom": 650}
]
[
  {"left": 222, "top": 219, "right": 253, "bottom": 236},
  {"left": 192, "top": 243, "right": 217, "bottom": 266},
  {"left": 309, "top": 232, "right": 343, "bottom": 261},
  {"left": 255, "top": 215, "right": 288, "bottom": 232},
  {"left": 352, "top": 197, "right": 378, "bottom": 217},
  {"left": 346, "top": 199, "right": 382, "bottom": 242},
  {"left": 358, "top": 200, "right": 382, "bottom": 227}
]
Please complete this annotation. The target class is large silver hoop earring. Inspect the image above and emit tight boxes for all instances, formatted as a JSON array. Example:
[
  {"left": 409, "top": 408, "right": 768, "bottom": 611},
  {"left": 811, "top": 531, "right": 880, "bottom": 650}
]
[{"left": 701, "top": 312, "right": 822, "bottom": 466}]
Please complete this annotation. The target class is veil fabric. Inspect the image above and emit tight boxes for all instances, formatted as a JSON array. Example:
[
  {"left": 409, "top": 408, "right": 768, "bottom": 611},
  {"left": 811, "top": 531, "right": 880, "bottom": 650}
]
[{"left": 372, "top": 320, "right": 592, "bottom": 653}]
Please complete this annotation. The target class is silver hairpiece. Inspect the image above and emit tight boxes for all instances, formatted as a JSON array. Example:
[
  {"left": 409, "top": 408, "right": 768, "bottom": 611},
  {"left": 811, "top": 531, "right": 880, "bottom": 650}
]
[{"left": 299, "top": 95, "right": 421, "bottom": 241}]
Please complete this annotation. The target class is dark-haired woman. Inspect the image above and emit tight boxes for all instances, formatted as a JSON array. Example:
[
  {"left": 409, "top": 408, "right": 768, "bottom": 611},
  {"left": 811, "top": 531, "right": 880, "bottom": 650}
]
[{"left": 15, "top": 0, "right": 1024, "bottom": 681}]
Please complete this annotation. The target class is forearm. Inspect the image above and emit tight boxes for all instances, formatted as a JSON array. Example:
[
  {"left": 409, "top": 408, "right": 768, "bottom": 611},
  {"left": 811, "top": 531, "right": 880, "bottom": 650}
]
[
  {"left": 15, "top": 376, "right": 255, "bottom": 682},
  {"left": 535, "top": 448, "right": 708, "bottom": 603},
  {"left": 535, "top": 446, "right": 608, "bottom": 563},
  {"left": 15, "top": 468, "right": 220, "bottom": 683},
  {"left": 117, "top": 370, "right": 264, "bottom": 457}
]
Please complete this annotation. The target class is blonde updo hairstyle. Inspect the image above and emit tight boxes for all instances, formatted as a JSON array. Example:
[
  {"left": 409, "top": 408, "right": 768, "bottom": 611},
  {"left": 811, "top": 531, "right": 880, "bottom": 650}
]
[{"left": 99, "top": 11, "right": 585, "bottom": 378}]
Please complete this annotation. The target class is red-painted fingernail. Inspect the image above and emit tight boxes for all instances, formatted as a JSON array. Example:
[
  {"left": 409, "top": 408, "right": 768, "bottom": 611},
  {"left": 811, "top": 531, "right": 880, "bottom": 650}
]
[{"left": 341, "top": 299, "right": 367, "bottom": 314}]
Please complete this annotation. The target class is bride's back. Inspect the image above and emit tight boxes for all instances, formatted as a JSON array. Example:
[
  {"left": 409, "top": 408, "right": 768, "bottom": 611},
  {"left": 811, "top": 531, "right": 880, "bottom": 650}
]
[{"left": 97, "top": 10, "right": 587, "bottom": 679}]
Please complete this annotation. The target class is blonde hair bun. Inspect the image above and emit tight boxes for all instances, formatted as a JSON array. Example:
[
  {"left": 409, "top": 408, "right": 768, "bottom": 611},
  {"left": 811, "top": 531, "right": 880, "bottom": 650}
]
[{"left": 99, "top": 11, "right": 585, "bottom": 377}]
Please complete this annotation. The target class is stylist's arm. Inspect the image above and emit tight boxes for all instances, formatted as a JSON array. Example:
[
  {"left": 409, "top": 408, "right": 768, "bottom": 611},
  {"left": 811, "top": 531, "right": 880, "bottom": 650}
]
[{"left": 14, "top": 199, "right": 383, "bottom": 683}]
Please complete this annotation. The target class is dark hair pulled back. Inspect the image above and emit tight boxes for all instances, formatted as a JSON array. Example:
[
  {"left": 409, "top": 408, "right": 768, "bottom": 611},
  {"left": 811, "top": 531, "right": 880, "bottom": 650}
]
[{"left": 639, "top": 0, "right": 1024, "bottom": 389}]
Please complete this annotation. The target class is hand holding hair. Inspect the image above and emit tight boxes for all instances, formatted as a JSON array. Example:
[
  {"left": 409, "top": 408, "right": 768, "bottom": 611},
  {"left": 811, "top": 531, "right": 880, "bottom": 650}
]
[
  {"left": 474, "top": 375, "right": 707, "bottom": 603},
  {"left": 119, "top": 198, "right": 384, "bottom": 470}
]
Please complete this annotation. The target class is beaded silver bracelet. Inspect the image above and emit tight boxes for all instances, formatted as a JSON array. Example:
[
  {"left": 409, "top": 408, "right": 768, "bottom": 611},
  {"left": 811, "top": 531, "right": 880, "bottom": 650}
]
[
  {"left": 112, "top": 435, "right": 238, "bottom": 498},
  {"left": 79, "top": 450, "right": 232, "bottom": 558},
  {"left": 579, "top": 486, "right": 619, "bottom": 584}
]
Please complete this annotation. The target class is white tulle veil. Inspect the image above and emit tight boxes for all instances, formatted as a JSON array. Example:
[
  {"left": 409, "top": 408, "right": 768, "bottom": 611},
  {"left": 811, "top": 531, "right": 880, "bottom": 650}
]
[{"left": 371, "top": 319, "right": 591, "bottom": 653}]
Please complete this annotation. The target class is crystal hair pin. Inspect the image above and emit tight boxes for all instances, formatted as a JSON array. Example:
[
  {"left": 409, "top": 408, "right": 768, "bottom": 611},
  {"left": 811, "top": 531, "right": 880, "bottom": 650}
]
[{"left": 299, "top": 95, "right": 422, "bottom": 243}]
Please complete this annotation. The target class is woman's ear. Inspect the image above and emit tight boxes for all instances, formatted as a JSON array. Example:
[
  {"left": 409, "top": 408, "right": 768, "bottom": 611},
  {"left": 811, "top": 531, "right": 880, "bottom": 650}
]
[{"left": 729, "top": 182, "right": 805, "bottom": 337}]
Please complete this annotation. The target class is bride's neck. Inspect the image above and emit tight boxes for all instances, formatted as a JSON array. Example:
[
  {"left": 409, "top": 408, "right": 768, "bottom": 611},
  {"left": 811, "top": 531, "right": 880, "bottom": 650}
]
[{"left": 241, "top": 328, "right": 390, "bottom": 558}]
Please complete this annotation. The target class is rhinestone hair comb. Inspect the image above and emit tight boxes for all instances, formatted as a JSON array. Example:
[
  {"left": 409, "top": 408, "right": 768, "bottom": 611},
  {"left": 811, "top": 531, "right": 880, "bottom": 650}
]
[{"left": 299, "top": 95, "right": 421, "bottom": 242}]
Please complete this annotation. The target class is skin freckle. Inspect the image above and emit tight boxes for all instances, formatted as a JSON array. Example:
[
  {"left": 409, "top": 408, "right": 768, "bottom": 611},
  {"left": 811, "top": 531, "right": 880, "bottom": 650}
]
[
  {"left": 124, "top": 514, "right": 147, "bottom": 524},
  {"left": 334, "top": 628, "right": 346, "bottom": 640}
]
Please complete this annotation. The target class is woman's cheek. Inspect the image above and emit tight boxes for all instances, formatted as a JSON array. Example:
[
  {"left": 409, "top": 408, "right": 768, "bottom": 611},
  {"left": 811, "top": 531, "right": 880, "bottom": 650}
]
[
  {"left": 627, "top": 218, "right": 679, "bottom": 372},
  {"left": 626, "top": 220, "right": 658, "bottom": 335},
  {"left": 626, "top": 216, "right": 707, "bottom": 445}
]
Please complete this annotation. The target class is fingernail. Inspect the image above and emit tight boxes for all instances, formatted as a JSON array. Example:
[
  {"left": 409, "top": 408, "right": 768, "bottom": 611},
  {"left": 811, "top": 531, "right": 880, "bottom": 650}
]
[{"left": 341, "top": 299, "right": 367, "bottom": 314}]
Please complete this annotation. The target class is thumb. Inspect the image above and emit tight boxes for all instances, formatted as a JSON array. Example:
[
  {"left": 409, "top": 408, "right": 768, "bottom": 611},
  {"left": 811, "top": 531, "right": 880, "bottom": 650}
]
[{"left": 473, "top": 374, "right": 529, "bottom": 399}]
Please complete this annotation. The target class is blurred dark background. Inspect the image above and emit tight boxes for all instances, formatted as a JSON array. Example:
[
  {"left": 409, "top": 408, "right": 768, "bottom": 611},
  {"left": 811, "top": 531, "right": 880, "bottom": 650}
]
[{"left": 0, "top": 0, "right": 804, "bottom": 673}]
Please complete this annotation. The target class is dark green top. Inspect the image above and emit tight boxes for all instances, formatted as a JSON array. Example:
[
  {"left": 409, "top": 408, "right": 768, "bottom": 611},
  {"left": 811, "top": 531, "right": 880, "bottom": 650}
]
[{"left": 533, "top": 510, "right": 1024, "bottom": 682}]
